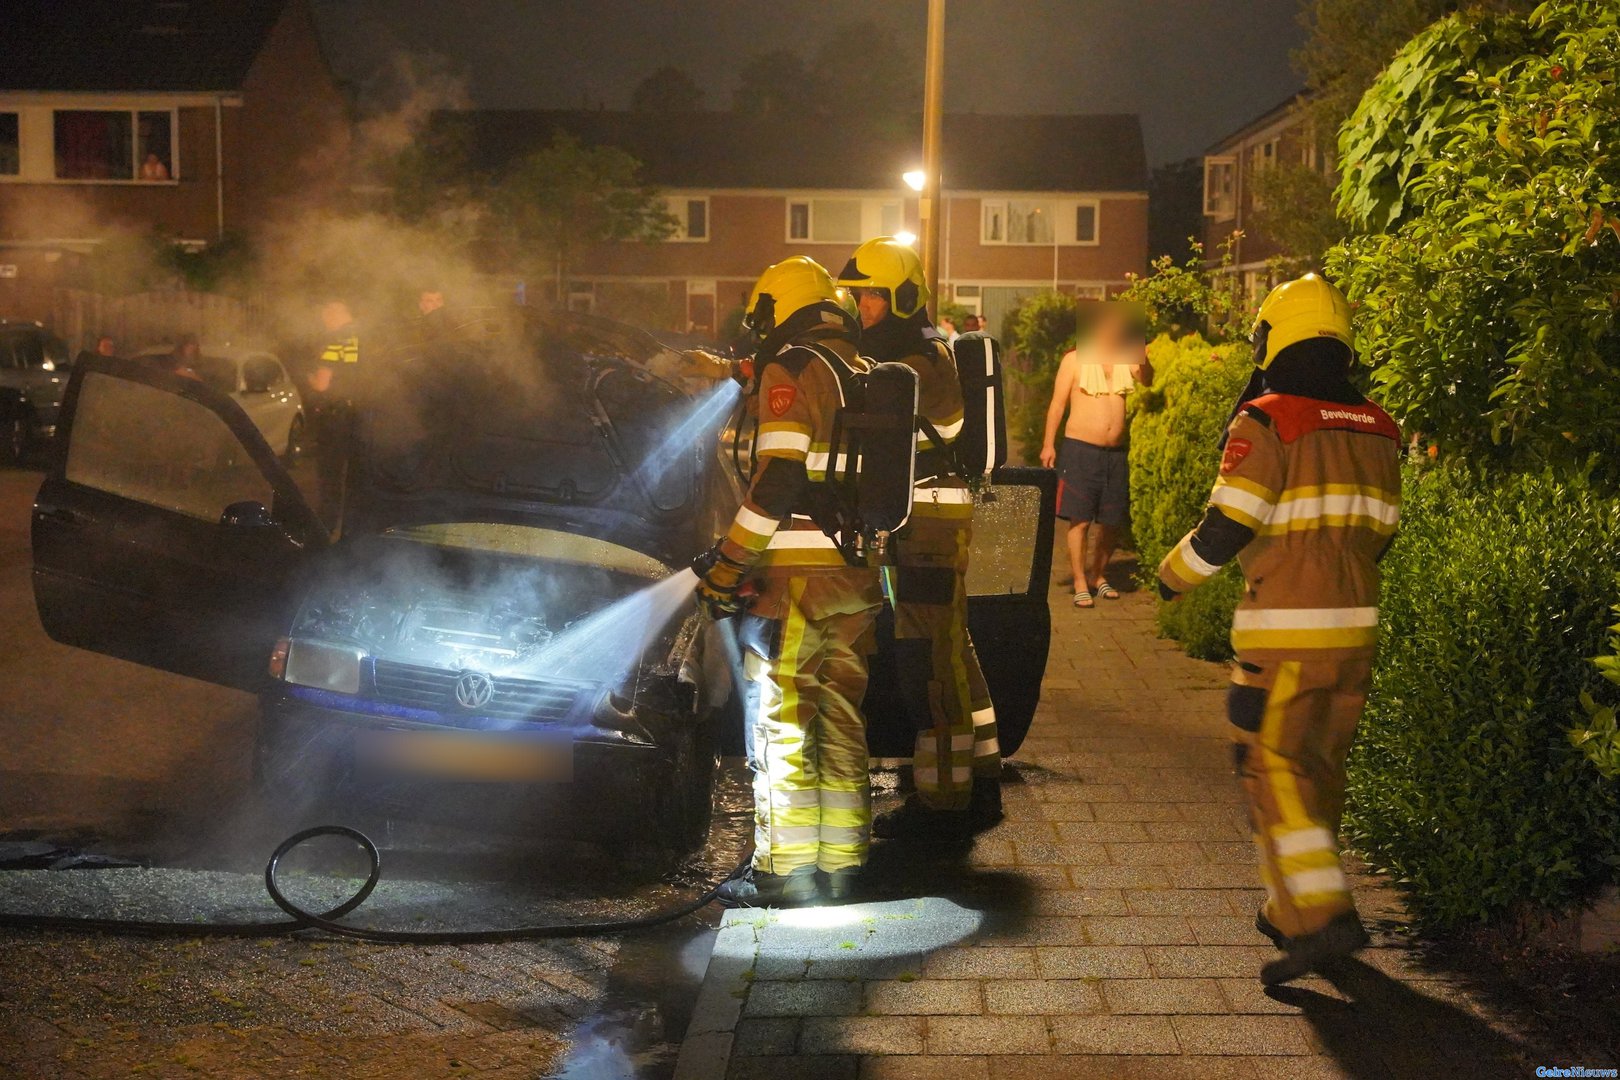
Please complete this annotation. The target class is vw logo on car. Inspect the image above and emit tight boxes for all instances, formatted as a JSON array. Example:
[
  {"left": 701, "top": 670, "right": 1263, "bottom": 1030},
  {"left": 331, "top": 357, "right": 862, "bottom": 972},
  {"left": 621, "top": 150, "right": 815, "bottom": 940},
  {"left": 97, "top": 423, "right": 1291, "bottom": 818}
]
[{"left": 454, "top": 670, "right": 495, "bottom": 711}]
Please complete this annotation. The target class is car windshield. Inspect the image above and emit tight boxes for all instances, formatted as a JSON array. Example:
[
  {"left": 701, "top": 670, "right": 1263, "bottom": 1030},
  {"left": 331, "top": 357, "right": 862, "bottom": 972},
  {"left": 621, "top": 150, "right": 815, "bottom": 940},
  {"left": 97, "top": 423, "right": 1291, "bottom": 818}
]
[{"left": 191, "top": 356, "right": 237, "bottom": 395}]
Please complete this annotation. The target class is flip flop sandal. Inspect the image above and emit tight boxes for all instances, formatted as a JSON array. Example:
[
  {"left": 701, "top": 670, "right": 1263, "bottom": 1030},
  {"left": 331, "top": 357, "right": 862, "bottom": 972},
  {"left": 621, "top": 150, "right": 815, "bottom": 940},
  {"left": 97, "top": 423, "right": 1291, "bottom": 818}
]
[
  {"left": 1073, "top": 589, "right": 1095, "bottom": 608},
  {"left": 1095, "top": 581, "right": 1120, "bottom": 600}
]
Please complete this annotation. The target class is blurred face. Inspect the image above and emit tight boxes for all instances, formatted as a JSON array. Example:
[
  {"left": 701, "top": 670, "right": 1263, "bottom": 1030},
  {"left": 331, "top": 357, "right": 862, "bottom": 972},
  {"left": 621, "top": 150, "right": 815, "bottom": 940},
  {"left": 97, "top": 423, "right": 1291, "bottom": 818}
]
[
  {"left": 852, "top": 288, "right": 890, "bottom": 329},
  {"left": 95, "top": 337, "right": 114, "bottom": 356},
  {"left": 320, "top": 301, "right": 353, "bottom": 333},
  {"left": 419, "top": 291, "right": 444, "bottom": 315},
  {"left": 962, "top": 315, "right": 980, "bottom": 332}
]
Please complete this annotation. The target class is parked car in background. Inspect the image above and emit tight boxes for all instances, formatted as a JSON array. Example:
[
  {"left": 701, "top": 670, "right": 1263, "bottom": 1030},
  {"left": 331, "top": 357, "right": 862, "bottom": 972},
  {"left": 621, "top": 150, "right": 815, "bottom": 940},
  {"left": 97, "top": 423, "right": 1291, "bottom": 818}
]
[
  {"left": 132, "top": 345, "right": 304, "bottom": 461},
  {"left": 0, "top": 320, "right": 72, "bottom": 465}
]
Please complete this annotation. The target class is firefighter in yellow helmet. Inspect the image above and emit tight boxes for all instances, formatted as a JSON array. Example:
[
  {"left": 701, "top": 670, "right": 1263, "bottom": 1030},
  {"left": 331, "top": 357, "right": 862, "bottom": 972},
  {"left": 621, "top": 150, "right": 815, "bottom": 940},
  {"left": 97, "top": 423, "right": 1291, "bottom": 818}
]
[
  {"left": 695, "top": 256, "right": 883, "bottom": 905},
  {"left": 837, "top": 237, "right": 1003, "bottom": 838},
  {"left": 1158, "top": 273, "right": 1401, "bottom": 984}
]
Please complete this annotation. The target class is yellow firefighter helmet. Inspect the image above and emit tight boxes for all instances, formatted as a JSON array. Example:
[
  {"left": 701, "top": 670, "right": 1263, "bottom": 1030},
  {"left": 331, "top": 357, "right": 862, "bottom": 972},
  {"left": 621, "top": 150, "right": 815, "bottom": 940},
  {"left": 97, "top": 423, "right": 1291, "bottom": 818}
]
[
  {"left": 743, "top": 256, "right": 853, "bottom": 338},
  {"left": 836, "top": 236, "right": 931, "bottom": 320},
  {"left": 1251, "top": 273, "right": 1354, "bottom": 369}
]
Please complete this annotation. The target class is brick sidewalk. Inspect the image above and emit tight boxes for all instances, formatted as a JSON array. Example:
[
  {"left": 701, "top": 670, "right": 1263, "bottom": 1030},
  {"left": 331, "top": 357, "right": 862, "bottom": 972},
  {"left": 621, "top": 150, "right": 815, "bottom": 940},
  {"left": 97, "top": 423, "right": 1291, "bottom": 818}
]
[{"left": 676, "top": 569, "right": 1543, "bottom": 1079}]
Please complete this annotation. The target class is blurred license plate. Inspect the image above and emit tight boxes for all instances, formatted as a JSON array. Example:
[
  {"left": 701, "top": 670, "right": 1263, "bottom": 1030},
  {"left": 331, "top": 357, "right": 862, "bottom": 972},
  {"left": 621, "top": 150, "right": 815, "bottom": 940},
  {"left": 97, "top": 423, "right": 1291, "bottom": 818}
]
[{"left": 356, "top": 729, "right": 573, "bottom": 782}]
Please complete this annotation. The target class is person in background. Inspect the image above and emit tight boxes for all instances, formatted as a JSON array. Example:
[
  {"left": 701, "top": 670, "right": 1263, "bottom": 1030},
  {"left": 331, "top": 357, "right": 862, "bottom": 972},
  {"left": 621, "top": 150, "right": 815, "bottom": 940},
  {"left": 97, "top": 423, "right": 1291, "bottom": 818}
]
[
  {"left": 416, "top": 288, "right": 450, "bottom": 342},
  {"left": 139, "top": 152, "right": 170, "bottom": 181},
  {"left": 938, "top": 314, "right": 958, "bottom": 343},
  {"left": 960, "top": 314, "right": 981, "bottom": 334},
  {"left": 1158, "top": 273, "right": 1401, "bottom": 985},
  {"left": 837, "top": 237, "right": 1002, "bottom": 838},
  {"left": 153, "top": 333, "right": 200, "bottom": 379},
  {"left": 1040, "top": 301, "right": 1151, "bottom": 608},
  {"left": 75, "top": 334, "right": 115, "bottom": 366},
  {"left": 306, "top": 300, "right": 360, "bottom": 531}
]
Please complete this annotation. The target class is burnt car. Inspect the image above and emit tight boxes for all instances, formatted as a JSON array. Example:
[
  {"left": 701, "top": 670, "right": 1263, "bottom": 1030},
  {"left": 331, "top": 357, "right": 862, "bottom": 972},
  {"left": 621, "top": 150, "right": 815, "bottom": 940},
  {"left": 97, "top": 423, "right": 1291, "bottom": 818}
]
[{"left": 30, "top": 315, "right": 1054, "bottom": 857}]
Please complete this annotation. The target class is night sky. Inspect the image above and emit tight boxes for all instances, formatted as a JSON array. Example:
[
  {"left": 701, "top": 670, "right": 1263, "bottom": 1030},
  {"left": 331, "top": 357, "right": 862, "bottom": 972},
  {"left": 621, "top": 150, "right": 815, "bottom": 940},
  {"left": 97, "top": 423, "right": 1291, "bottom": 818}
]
[{"left": 311, "top": 0, "right": 1309, "bottom": 166}]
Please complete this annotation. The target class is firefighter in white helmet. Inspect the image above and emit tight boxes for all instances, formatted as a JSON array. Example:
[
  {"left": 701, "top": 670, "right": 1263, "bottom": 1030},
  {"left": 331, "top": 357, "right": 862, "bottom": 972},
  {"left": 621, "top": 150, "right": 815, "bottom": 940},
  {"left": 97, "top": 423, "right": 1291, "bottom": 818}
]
[
  {"left": 837, "top": 236, "right": 1003, "bottom": 838},
  {"left": 694, "top": 256, "right": 883, "bottom": 905},
  {"left": 1158, "top": 273, "right": 1401, "bottom": 984}
]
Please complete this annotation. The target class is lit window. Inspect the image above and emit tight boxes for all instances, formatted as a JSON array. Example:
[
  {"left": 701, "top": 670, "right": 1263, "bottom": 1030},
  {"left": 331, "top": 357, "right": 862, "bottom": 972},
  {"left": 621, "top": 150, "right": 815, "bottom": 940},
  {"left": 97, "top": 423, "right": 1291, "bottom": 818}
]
[
  {"left": 982, "top": 200, "right": 1053, "bottom": 245},
  {"left": 666, "top": 196, "right": 710, "bottom": 242},
  {"left": 0, "top": 113, "right": 17, "bottom": 176},
  {"left": 53, "top": 109, "right": 174, "bottom": 181},
  {"left": 1204, "top": 157, "right": 1235, "bottom": 218},
  {"left": 784, "top": 198, "right": 862, "bottom": 243}
]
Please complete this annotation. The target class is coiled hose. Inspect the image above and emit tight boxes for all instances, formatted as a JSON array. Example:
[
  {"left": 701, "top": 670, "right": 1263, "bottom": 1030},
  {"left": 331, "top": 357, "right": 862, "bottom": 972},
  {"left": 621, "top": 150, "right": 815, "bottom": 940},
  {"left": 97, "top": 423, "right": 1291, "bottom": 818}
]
[{"left": 0, "top": 825, "right": 747, "bottom": 942}]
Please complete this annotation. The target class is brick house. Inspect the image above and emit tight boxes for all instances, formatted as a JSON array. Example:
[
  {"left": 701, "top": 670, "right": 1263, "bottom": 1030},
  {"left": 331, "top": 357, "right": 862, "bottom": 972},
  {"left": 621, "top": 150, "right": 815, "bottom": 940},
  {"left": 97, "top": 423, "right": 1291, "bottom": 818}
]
[
  {"left": 1201, "top": 93, "right": 1331, "bottom": 297},
  {"left": 0, "top": 0, "right": 349, "bottom": 291},
  {"left": 458, "top": 111, "right": 1148, "bottom": 339}
]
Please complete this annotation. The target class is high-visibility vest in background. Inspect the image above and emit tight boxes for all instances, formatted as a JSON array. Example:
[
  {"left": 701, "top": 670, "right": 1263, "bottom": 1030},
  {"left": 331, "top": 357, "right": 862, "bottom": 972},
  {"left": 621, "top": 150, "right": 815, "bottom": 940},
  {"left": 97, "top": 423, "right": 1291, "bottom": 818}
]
[{"left": 319, "top": 334, "right": 359, "bottom": 365}]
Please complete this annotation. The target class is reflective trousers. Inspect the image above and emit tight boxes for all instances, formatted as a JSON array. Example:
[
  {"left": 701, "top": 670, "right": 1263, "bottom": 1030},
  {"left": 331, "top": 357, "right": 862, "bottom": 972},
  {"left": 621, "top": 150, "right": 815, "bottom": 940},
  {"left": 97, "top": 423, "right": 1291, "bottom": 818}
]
[
  {"left": 1228, "top": 655, "right": 1372, "bottom": 939},
  {"left": 894, "top": 504, "right": 1001, "bottom": 811},
  {"left": 741, "top": 573, "right": 881, "bottom": 875}
]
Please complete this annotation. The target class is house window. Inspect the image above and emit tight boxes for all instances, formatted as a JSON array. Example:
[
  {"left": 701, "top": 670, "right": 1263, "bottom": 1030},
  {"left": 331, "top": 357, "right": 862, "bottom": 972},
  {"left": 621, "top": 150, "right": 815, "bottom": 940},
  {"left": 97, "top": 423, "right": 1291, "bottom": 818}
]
[
  {"left": 53, "top": 109, "right": 174, "bottom": 181},
  {"left": 0, "top": 113, "right": 18, "bottom": 176},
  {"left": 666, "top": 196, "right": 710, "bottom": 242},
  {"left": 1074, "top": 201, "right": 1098, "bottom": 245},
  {"left": 982, "top": 199, "right": 1053, "bottom": 245},
  {"left": 786, "top": 198, "right": 862, "bottom": 243},
  {"left": 1256, "top": 139, "right": 1278, "bottom": 173},
  {"left": 1204, "top": 156, "right": 1236, "bottom": 218}
]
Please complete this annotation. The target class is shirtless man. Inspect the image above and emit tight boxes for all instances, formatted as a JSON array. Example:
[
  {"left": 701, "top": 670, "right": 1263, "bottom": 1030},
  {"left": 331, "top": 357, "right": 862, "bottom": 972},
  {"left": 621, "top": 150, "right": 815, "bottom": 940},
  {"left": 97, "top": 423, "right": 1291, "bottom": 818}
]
[{"left": 1039, "top": 303, "right": 1151, "bottom": 608}]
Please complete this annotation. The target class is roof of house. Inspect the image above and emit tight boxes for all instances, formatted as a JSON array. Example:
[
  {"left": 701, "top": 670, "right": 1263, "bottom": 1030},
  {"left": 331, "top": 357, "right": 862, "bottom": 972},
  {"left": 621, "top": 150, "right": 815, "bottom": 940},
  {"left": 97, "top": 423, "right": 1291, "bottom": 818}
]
[
  {"left": 450, "top": 110, "right": 1148, "bottom": 193},
  {"left": 1, "top": 0, "right": 289, "bottom": 93},
  {"left": 1204, "top": 90, "right": 1311, "bottom": 155}
]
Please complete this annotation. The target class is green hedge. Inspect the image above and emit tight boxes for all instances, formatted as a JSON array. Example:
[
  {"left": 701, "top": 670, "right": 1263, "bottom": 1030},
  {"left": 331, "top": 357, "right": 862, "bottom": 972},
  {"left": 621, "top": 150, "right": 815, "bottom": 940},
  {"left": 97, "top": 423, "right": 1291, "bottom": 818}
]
[
  {"left": 1346, "top": 465, "right": 1620, "bottom": 928},
  {"left": 1127, "top": 333, "right": 1252, "bottom": 660}
]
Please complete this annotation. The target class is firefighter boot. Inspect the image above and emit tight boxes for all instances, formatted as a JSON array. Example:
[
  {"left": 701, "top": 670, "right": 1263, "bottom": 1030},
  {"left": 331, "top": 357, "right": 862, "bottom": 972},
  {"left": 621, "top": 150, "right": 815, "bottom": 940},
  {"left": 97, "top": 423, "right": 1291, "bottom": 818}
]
[
  {"left": 1259, "top": 910, "right": 1369, "bottom": 986},
  {"left": 872, "top": 795, "right": 973, "bottom": 841},
  {"left": 822, "top": 867, "right": 863, "bottom": 902},
  {"left": 970, "top": 776, "right": 1004, "bottom": 830},
  {"left": 716, "top": 866, "right": 820, "bottom": 908},
  {"left": 1255, "top": 906, "right": 1290, "bottom": 949}
]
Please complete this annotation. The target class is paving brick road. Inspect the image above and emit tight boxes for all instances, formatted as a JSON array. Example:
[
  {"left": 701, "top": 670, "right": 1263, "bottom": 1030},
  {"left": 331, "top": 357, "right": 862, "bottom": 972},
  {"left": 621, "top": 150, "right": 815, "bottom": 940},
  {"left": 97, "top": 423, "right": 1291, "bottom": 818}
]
[{"left": 676, "top": 564, "right": 1548, "bottom": 1080}]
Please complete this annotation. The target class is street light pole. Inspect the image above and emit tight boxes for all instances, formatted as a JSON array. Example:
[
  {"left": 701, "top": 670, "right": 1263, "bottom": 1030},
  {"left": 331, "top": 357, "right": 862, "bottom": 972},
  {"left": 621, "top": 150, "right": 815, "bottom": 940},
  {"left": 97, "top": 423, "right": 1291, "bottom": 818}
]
[{"left": 920, "top": 0, "right": 946, "bottom": 319}]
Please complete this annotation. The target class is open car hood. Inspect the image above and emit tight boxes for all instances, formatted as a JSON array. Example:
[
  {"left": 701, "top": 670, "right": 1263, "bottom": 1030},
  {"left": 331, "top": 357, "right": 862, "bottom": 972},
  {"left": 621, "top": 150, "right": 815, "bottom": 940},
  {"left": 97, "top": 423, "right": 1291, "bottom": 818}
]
[{"left": 343, "top": 314, "right": 728, "bottom": 569}]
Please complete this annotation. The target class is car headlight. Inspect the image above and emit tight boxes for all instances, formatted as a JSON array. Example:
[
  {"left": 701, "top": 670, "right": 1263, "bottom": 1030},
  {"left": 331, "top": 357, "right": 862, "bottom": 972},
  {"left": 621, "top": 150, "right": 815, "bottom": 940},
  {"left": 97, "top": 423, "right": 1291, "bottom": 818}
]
[{"left": 282, "top": 639, "right": 364, "bottom": 694}]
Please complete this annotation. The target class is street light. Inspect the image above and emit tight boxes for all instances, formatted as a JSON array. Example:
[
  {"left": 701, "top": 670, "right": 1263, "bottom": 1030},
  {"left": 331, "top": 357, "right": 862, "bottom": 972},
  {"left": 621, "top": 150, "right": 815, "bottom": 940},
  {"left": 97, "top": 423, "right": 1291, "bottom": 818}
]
[
  {"left": 902, "top": 169, "right": 926, "bottom": 192},
  {"left": 894, "top": 230, "right": 918, "bottom": 248}
]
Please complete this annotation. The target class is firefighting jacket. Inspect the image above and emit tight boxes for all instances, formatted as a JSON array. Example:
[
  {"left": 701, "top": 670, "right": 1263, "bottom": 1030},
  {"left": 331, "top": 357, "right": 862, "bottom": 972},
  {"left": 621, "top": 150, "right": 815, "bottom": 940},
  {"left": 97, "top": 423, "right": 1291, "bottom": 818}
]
[
  {"left": 712, "top": 329, "right": 872, "bottom": 576},
  {"left": 1158, "top": 393, "right": 1402, "bottom": 659}
]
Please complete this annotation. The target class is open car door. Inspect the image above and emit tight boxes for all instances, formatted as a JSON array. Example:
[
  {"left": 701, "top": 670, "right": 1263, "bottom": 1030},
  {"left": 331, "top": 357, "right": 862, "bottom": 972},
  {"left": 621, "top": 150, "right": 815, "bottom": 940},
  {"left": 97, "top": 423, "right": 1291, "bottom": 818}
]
[
  {"left": 865, "top": 465, "right": 1056, "bottom": 757},
  {"left": 32, "top": 356, "right": 328, "bottom": 692}
]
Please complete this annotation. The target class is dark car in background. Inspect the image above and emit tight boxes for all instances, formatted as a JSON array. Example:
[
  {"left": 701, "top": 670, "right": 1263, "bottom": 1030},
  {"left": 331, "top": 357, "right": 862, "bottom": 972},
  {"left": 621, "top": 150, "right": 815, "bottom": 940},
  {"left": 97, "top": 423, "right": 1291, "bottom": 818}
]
[
  {"left": 0, "top": 320, "right": 72, "bottom": 464},
  {"left": 29, "top": 314, "right": 1054, "bottom": 858}
]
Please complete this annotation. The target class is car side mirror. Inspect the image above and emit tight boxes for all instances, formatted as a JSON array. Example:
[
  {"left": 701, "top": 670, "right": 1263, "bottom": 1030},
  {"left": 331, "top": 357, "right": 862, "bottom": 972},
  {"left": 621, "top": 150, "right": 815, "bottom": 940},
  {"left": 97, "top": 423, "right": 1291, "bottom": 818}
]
[{"left": 220, "top": 500, "right": 275, "bottom": 528}]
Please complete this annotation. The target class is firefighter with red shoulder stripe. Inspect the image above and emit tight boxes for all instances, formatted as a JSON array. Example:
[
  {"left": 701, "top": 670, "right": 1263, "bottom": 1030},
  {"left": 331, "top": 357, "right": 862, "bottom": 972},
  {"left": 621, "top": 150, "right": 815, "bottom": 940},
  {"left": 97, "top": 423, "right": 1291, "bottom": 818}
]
[
  {"left": 837, "top": 237, "right": 1003, "bottom": 838},
  {"left": 1157, "top": 274, "right": 1402, "bottom": 985},
  {"left": 694, "top": 256, "right": 884, "bottom": 906}
]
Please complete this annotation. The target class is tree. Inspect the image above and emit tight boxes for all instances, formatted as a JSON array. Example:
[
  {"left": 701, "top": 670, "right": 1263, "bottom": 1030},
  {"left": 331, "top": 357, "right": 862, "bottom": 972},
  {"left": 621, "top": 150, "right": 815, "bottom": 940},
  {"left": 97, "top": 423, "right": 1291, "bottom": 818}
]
[
  {"left": 1326, "top": 0, "right": 1620, "bottom": 474},
  {"left": 489, "top": 133, "right": 676, "bottom": 298},
  {"left": 1147, "top": 158, "right": 1205, "bottom": 263},
  {"left": 1293, "top": 0, "right": 1536, "bottom": 141},
  {"left": 733, "top": 49, "right": 820, "bottom": 117},
  {"left": 1245, "top": 163, "right": 1341, "bottom": 272},
  {"left": 631, "top": 66, "right": 704, "bottom": 114},
  {"left": 732, "top": 21, "right": 921, "bottom": 118}
]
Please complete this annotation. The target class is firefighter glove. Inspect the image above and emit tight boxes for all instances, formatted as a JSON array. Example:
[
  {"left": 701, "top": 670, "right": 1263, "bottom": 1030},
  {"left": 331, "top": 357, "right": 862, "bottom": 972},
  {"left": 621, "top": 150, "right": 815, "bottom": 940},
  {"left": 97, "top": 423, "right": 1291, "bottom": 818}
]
[{"left": 693, "top": 544, "right": 751, "bottom": 621}]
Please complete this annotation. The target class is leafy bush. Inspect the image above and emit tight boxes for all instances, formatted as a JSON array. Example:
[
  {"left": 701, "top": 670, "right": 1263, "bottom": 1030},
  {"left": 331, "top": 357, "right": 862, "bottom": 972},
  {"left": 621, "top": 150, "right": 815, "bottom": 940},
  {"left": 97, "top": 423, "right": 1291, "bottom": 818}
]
[
  {"left": 1328, "top": 0, "right": 1620, "bottom": 476},
  {"left": 1119, "top": 237, "right": 1252, "bottom": 343},
  {"left": 1346, "top": 465, "right": 1620, "bottom": 927},
  {"left": 1127, "top": 334, "right": 1254, "bottom": 660},
  {"left": 1001, "top": 290, "right": 1077, "bottom": 464},
  {"left": 1570, "top": 602, "right": 1620, "bottom": 780}
]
